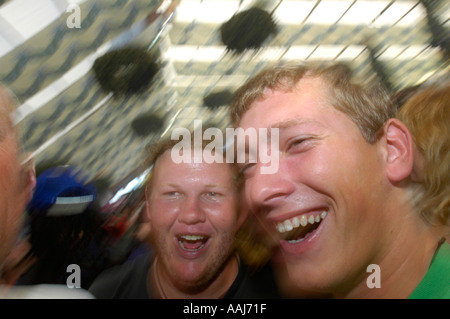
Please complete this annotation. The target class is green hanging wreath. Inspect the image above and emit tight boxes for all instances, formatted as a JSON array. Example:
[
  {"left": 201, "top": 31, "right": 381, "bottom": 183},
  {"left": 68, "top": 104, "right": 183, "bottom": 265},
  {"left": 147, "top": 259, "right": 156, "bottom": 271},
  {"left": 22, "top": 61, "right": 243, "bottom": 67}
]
[
  {"left": 92, "top": 47, "right": 159, "bottom": 97},
  {"left": 131, "top": 113, "right": 164, "bottom": 137},
  {"left": 220, "top": 7, "right": 278, "bottom": 55},
  {"left": 203, "top": 89, "right": 234, "bottom": 109}
]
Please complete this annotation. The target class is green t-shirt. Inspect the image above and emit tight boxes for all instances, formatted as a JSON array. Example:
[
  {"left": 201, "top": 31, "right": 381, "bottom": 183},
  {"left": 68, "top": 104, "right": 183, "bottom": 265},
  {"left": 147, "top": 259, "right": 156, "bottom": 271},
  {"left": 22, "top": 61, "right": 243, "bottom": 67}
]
[{"left": 408, "top": 241, "right": 450, "bottom": 299}]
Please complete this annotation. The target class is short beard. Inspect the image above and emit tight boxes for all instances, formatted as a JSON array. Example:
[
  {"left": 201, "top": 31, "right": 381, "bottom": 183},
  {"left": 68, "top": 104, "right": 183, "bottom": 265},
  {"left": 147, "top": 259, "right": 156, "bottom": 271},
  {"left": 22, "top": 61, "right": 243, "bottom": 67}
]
[{"left": 151, "top": 231, "right": 236, "bottom": 295}]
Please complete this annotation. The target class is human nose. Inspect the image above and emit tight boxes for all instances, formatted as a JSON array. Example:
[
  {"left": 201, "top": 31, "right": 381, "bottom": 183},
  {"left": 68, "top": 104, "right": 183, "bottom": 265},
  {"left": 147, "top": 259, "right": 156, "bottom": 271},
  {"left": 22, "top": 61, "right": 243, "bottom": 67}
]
[
  {"left": 177, "top": 195, "right": 206, "bottom": 225},
  {"left": 246, "top": 162, "right": 295, "bottom": 210}
]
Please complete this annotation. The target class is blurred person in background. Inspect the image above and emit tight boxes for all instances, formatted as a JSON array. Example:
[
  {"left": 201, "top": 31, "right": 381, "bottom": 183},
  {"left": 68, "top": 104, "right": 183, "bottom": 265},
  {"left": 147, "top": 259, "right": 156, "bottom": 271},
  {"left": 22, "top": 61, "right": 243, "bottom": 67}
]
[
  {"left": 230, "top": 62, "right": 448, "bottom": 298},
  {"left": 89, "top": 131, "right": 280, "bottom": 299},
  {"left": 124, "top": 204, "right": 153, "bottom": 262},
  {"left": 395, "top": 82, "right": 450, "bottom": 298},
  {"left": 396, "top": 82, "right": 450, "bottom": 235},
  {"left": 0, "top": 84, "right": 93, "bottom": 298},
  {"left": 16, "top": 165, "right": 115, "bottom": 290}
]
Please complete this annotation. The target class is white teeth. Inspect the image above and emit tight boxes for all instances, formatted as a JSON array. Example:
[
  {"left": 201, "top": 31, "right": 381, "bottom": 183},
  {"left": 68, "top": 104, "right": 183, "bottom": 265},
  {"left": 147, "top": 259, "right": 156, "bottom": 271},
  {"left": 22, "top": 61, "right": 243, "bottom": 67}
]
[
  {"left": 284, "top": 220, "right": 293, "bottom": 232},
  {"left": 287, "top": 237, "right": 306, "bottom": 244},
  {"left": 181, "top": 235, "right": 204, "bottom": 241},
  {"left": 300, "top": 215, "right": 308, "bottom": 226},
  {"left": 276, "top": 211, "right": 327, "bottom": 233},
  {"left": 292, "top": 217, "right": 300, "bottom": 228},
  {"left": 178, "top": 235, "right": 207, "bottom": 251},
  {"left": 276, "top": 223, "right": 285, "bottom": 233}
]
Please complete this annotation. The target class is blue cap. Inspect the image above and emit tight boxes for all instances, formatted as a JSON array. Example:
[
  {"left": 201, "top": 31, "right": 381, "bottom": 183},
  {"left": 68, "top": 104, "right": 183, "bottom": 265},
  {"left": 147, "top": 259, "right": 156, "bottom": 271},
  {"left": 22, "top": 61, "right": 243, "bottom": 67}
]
[{"left": 28, "top": 166, "right": 97, "bottom": 216}]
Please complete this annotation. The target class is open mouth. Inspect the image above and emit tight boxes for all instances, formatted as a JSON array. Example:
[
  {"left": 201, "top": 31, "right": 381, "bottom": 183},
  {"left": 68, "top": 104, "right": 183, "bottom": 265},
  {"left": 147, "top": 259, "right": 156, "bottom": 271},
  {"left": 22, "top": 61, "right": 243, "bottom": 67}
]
[
  {"left": 275, "top": 211, "right": 327, "bottom": 244},
  {"left": 177, "top": 234, "right": 210, "bottom": 252}
]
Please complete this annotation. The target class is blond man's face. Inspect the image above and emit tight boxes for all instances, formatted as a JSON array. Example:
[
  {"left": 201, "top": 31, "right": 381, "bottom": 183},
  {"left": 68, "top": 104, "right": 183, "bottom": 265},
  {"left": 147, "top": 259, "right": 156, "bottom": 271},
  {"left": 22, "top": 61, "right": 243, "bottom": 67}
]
[{"left": 238, "top": 77, "right": 389, "bottom": 293}]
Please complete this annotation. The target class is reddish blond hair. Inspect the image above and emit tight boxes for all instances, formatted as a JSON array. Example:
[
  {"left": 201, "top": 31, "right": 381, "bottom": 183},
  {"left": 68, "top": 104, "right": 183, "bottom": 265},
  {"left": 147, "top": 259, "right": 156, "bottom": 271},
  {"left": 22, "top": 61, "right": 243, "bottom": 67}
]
[{"left": 397, "top": 84, "right": 450, "bottom": 227}]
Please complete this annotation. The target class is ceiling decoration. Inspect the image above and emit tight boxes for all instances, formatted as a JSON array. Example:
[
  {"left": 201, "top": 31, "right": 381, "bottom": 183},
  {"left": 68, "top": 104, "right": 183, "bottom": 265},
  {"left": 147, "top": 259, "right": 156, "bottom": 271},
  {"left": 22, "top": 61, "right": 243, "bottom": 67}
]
[
  {"left": 131, "top": 112, "right": 165, "bottom": 137},
  {"left": 203, "top": 89, "right": 234, "bottom": 109},
  {"left": 1, "top": 0, "right": 448, "bottom": 207},
  {"left": 364, "top": 39, "right": 395, "bottom": 93},
  {"left": 220, "top": 6, "right": 278, "bottom": 54},
  {"left": 420, "top": 0, "right": 450, "bottom": 60},
  {"left": 92, "top": 46, "right": 160, "bottom": 97}
]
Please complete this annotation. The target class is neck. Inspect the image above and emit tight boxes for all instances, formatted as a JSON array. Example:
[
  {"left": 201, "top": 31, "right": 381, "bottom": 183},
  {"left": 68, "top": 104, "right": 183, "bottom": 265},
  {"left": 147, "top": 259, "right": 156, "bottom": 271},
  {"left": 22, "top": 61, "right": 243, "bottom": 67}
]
[
  {"left": 337, "top": 208, "right": 443, "bottom": 299},
  {"left": 149, "top": 254, "right": 239, "bottom": 299}
]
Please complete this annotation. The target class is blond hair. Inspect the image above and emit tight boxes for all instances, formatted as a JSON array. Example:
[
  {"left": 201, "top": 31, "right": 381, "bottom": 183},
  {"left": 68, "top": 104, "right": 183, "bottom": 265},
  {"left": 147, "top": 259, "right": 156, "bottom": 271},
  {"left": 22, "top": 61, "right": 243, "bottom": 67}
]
[
  {"left": 230, "top": 63, "right": 395, "bottom": 143},
  {"left": 397, "top": 84, "right": 450, "bottom": 227},
  {"left": 144, "top": 127, "right": 240, "bottom": 192},
  {"left": 0, "top": 84, "right": 17, "bottom": 129},
  {"left": 0, "top": 84, "right": 22, "bottom": 147}
]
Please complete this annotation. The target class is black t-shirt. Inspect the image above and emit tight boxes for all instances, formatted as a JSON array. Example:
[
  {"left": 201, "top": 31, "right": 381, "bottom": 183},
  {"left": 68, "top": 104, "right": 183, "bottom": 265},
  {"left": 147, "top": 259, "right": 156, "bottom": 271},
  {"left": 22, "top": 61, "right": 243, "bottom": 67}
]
[{"left": 88, "top": 253, "right": 281, "bottom": 299}]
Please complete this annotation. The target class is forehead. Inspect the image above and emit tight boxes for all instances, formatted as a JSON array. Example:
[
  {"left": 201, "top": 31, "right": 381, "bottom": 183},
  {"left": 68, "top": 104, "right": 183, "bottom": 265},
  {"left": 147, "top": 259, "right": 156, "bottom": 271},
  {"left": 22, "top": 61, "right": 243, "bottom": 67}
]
[
  {"left": 152, "top": 150, "right": 234, "bottom": 185},
  {"left": 240, "top": 77, "right": 335, "bottom": 129}
]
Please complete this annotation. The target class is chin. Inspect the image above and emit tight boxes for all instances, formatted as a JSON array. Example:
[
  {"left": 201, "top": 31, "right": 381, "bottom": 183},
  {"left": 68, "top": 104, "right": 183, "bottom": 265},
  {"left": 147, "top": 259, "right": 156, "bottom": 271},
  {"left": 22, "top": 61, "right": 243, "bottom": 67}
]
[
  {"left": 283, "top": 258, "right": 334, "bottom": 292},
  {"left": 173, "top": 261, "right": 209, "bottom": 281},
  {"left": 176, "top": 270, "right": 214, "bottom": 292}
]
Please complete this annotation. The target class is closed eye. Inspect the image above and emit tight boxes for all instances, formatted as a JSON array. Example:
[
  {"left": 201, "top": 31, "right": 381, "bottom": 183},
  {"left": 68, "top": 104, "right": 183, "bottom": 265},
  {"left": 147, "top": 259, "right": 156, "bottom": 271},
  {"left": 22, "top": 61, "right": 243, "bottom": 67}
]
[
  {"left": 163, "top": 191, "right": 181, "bottom": 199},
  {"left": 202, "top": 191, "right": 224, "bottom": 202},
  {"left": 285, "top": 137, "right": 314, "bottom": 153}
]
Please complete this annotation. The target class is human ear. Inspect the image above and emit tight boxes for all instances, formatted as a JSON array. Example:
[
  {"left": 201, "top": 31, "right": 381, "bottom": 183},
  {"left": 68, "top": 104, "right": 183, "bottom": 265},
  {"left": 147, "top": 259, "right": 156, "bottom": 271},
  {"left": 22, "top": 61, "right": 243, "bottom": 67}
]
[
  {"left": 383, "top": 119, "right": 414, "bottom": 183},
  {"left": 27, "top": 162, "right": 36, "bottom": 200},
  {"left": 22, "top": 154, "right": 36, "bottom": 202}
]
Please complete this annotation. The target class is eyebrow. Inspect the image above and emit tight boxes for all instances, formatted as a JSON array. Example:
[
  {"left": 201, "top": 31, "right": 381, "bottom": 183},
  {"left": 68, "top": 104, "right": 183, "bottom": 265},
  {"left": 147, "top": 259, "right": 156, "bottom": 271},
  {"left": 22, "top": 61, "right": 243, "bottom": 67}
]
[
  {"left": 269, "top": 118, "right": 323, "bottom": 130},
  {"left": 161, "top": 183, "right": 228, "bottom": 189},
  {"left": 204, "top": 184, "right": 230, "bottom": 190},
  {"left": 236, "top": 119, "right": 325, "bottom": 154}
]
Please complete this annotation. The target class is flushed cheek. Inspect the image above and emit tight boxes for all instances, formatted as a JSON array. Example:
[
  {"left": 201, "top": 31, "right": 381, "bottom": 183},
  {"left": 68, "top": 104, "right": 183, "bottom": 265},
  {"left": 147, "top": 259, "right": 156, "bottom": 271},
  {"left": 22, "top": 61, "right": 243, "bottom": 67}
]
[
  {"left": 282, "top": 152, "right": 332, "bottom": 190},
  {"left": 288, "top": 142, "right": 371, "bottom": 192},
  {"left": 203, "top": 204, "right": 239, "bottom": 229},
  {"left": 150, "top": 199, "right": 180, "bottom": 220}
]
